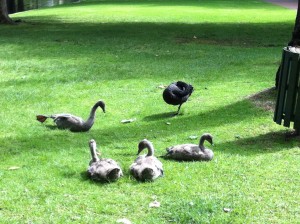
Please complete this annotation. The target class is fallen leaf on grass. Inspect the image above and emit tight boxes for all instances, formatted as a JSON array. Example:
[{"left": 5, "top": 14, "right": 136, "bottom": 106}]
[
  {"left": 166, "top": 122, "right": 171, "bottom": 125},
  {"left": 158, "top": 85, "right": 167, "bottom": 89},
  {"left": 189, "top": 135, "right": 198, "bottom": 140},
  {"left": 121, "top": 118, "right": 136, "bottom": 124},
  {"left": 223, "top": 208, "right": 232, "bottom": 213},
  {"left": 117, "top": 218, "right": 131, "bottom": 224},
  {"left": 8, "top": 166, "right": 20, "bottom": 170},
  {"left": 71, "top": 216, "right": 81, "bottom": 221},
  {"left": 189, "top": 201, "right": 194, "bottom": 206},
  {"left": 149, "top": 200, "right": 160, "bottom": 208}
]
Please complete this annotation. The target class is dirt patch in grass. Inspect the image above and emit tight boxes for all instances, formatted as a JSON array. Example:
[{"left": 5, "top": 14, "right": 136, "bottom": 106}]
[
  {"left": 175, "top": 37, "right": 218, "bottom": 45},
  {"left": 174, "top": 37, "right": 283, "bottom": 48},
  {"left": 247, "top": 87, "right": 277, "bottom": 112},
  {"left": 174, "top": 36, "right": 247, "bottom": 46}
]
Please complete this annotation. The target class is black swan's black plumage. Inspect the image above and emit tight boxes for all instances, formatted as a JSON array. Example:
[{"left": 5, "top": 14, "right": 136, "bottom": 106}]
[{"left": 163, "top": 81, "right": 194, "bottom": 115}]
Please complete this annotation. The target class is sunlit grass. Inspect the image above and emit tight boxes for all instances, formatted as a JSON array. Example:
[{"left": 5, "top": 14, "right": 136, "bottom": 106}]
[
  {"left": 14, "top": 0, "right": 294, "bottom": 23},
  {"left": 0, "top": 0, "right": 299, "bottom": 223}
]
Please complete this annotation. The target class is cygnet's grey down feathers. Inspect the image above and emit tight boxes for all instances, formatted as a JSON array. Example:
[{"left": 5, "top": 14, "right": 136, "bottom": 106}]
[
  {"left": 87, "top": 139, "right": 123, "bottom": 182},
  {"left": 165, "top": 133, "right": 214, "bottom": 161},
  {"left": 130, "top": 139, "right": 163, "bottom": 181},
  {"left": 36, "top": 100, "right": 105, "bottom": 132}
]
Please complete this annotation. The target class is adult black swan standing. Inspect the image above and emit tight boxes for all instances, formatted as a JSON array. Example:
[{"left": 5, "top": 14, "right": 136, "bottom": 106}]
[
  {"left": 163, "top": 81, "right": 194, "bottom": 115},
  {"left": 36, "top": 100, "right": 105, "bottom": 132}
]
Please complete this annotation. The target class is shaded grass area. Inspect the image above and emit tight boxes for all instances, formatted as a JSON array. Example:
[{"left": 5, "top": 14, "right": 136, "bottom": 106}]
[{"left": 0, "top": 0, "right": 299, "bottom": 223}]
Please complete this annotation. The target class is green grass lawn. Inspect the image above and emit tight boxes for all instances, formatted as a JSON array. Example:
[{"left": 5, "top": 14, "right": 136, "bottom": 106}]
[{"left": 1, "top": 0, "right": 299, "bottom": 223}]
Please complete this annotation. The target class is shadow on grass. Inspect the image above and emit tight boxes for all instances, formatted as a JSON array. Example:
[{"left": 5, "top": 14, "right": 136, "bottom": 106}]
[
  {"left": 1, "top": 95, "right": 296, "bottom": 163},
  {"left": 143, "top": 111, "right": 177, "bottom": 121},
  {"left": 79, "top": 171, "right": 120, "bottom": 185},
  {"left": 159, "top": 130, "right": 294, "bottom": 163},
  {"left": 21, "top": 0, "right": 289, "bottom": 12},
  {"left": 44, "top": 124, "right": 58, "bottom": 130},
  {"left": 0, "top": 19, "right": 291, "bottom": 87},
  {"left": 79, "top": 170, "right": 150, "bottom": 185},
  {"left": 214, "top": 130, "right": 293, "bottom": 155},
  {"left": 247, "top": 87, "right": 277, "bottom": 112},
  {"left": 3, "top": 20, "right": 291, "bottom": 48},
  {"left": 80, "top": 171, "right": 90, "bottom": 181}
]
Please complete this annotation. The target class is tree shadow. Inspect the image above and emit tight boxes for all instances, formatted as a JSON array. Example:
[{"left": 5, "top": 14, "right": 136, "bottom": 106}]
[
  {"left": 247, "top": 87, "right": 277, "bottom": 112},
  {"left": 4, "top": 20, "right": 292, "bottom": 48},
  {"left": 159, "top": 130, "right": 297, "bottom": 161},
  {"left": 23, "top": 0, "right": 290, "bottom": 11},
  {"left": 0, "top": 89, "right": 295, "bottom": 162},
  {"left": 0, "top": 19, "right": 292, "bottom": 88},
  {"left": 214, "top": 130, "right": 297, "bottom": 156}
]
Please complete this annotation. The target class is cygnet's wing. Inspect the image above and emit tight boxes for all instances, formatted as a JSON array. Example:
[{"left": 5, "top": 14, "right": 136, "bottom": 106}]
[
  {"left": 53, "top": 114, "right": 85, "bottom": 129},
  {"left": 130, "top": 155, "right": 146, "bottom": 178},
  {"left": 103, "top": 159, "right": 122, "bottom": 173},
  {"left": 168, "top": 144, "right": 199, "bottom": 154},
  {"left": 165, "top": 144, "right": 201, "bottom": 161},
  {"left": 88, "top": 159, "right": 121, "bottom": 180},
  {"left": 142, "top": 156, "right": 163, "bottom": 177}
]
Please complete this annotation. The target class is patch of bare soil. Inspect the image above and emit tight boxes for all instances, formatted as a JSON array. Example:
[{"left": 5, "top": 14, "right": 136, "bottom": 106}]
[
  {"left": 175, "top": 37, "right": 218, "bottom": 45},
  {"left": 247, "top": 87, "right": 277, "bottom": 112},
  {"left": 174, "top": 37, "right": 283, "bottom": 48}
]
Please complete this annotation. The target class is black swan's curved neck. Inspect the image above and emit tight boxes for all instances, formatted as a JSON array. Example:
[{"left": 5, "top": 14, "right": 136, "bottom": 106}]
[
  {"left": 199, "top": 136, "right": 207, "bottom": 151},
  {"left": 138, "top": 140, "right": 154, "bottom": 156},
  {"left": 84, "top": 101, "right": 104, "bottom": 129},
  {"left": 145, "top": 142, "right": 154, "bottom": 156}
]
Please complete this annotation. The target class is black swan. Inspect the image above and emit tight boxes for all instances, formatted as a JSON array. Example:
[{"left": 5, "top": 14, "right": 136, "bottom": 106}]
[{"left": 163, "top": 81, "right": 194, "bottom": 115}]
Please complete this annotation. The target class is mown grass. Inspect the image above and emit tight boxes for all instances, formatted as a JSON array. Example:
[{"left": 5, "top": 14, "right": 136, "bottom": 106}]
[{"left": 0, "top": 0, "right": 299, "bottom": 223}]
